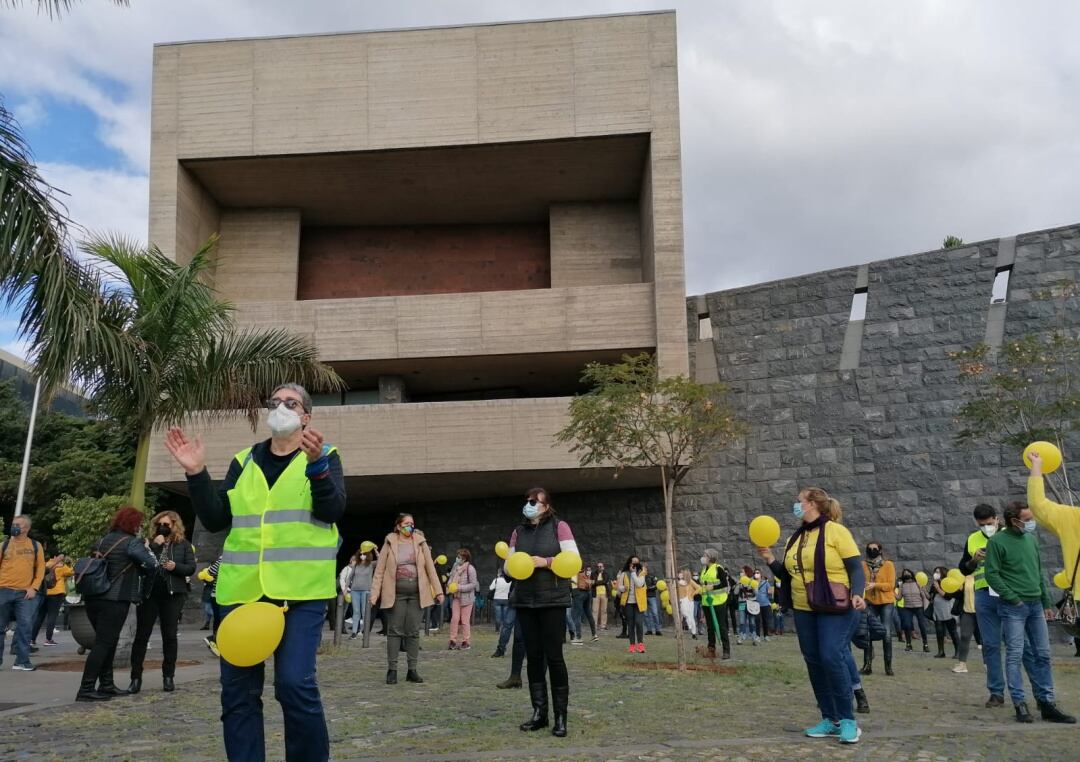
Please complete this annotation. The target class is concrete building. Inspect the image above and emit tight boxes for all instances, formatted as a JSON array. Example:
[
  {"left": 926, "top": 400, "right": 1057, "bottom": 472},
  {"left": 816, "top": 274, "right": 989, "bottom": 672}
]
[
  {"left": 144, "top": 12, "right": 689, "bottom": 557},
  {"left": 0, "top": 348, "right": 86, "bottom": 417}
]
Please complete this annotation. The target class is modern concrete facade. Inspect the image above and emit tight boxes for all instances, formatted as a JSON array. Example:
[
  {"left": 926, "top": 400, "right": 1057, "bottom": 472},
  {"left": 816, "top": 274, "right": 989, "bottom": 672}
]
[{"left": 145, "top": 13, "right": 689, "bottom": 534}]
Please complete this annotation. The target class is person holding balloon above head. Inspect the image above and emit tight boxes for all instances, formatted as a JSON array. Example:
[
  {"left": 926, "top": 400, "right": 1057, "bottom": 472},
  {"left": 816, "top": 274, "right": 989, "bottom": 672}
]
[
  {"left": 1027, "top": 448, "right": 1080, "bottom": 639},
  {"left": 504, "top": 487, "right": 579, "bottom": 738},
  {"left": 164, "top": 382, "right": 346, "bottom": 762},
  {"left": 369, "top": 513, "right": 444, "bottom": 685},
  {"left": 756, "top": 488, "right": 867, "bottom": 745}
]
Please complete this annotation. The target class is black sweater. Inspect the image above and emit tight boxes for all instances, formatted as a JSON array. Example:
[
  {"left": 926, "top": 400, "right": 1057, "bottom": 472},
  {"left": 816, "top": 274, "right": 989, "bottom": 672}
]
[{"left": 187, "top": 439, "right": 346, "bottom": 533}]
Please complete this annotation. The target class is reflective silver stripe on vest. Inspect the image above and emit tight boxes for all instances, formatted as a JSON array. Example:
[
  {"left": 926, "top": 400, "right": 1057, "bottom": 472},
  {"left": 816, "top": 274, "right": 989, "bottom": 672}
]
[
  {"left": 263, "top": 547, "right": 338, "bottom": 562},
  {"left": 221, "top": 550, "right": 260, "bottom": 565},
  {"left": 263, "top": 509, "right": 332, "bottom": 530},
  {"left": 230, "top": 514, "right": 262, "bottom": 529}
]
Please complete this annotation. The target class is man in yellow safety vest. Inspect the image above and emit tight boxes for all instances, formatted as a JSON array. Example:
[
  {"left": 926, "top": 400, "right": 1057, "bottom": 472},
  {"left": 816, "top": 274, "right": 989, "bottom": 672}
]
[
  {"left": 165, "top": 383, "right": 345, "bottom": 762},
  {"left": 699, "top": 547, "right": 731, "bottom": 659}
]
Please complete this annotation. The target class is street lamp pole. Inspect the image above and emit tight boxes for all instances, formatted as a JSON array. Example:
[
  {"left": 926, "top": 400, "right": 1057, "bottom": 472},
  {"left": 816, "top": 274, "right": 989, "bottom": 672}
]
[{"left": 14, "top": 376, "right": 42, "bottom": 517}]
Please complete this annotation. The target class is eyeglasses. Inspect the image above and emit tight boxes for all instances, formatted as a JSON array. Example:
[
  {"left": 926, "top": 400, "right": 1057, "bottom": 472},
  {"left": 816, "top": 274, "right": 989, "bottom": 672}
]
[{"left": 266, "top": 398, "right": 306, "bottom": 412}]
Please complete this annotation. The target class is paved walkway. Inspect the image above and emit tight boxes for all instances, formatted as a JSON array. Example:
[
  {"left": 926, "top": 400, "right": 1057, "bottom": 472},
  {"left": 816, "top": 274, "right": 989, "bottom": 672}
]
[{"left": 2, "top": 620, "right": 1079, "bottom": 760}]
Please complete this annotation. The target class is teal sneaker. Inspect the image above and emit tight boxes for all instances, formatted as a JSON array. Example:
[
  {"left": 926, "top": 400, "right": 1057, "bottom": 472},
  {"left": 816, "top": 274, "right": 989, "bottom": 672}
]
[
  {"left": 838, "top": 719, "right": 861, "bottom": 744},
  {"left": 804, "top": 719, "right": 840, "bottom": 738}
]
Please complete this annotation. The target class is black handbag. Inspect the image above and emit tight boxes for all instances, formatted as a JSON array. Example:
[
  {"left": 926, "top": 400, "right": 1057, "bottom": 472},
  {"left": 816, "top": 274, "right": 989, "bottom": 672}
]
[{"left": 1060, "top": 549, "right": 1080, "bottom": 638}]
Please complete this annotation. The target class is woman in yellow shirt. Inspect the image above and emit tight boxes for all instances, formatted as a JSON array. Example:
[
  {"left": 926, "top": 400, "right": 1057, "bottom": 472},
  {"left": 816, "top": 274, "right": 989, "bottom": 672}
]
[
  {"left": 31, "top": 555, "right": 73, "bottom": 647},
  {"left": 758, "top": 487, "right": 866, "bottom": 745}
]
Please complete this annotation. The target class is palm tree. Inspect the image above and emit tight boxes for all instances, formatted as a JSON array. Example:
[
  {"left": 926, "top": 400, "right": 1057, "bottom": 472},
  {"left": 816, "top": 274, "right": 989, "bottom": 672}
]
[
  {"left": 26, "top": 233, "right": 343, "bottom": 507},
  {"left": 2, "top": 0, "right": 128, "bottom": 18}
]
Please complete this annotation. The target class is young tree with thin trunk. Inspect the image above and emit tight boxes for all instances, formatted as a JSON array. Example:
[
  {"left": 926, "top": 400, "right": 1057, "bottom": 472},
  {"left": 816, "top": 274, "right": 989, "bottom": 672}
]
[{"left": 556, "top": 353, "right": 742, "bottom": 670}]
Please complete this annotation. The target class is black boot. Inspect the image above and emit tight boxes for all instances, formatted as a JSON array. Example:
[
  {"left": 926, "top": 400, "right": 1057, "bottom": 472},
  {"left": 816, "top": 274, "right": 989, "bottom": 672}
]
[
  {"left": 721, "top": 647, "right": 731, "bottom": 660},
  {"left": 127, "top": 677, "right": 142, "bottom": 695},
  {"left": 854, "top": 688, "right": 870, "bottom": 714},
  {"left": 386, "top": 669, "right": 397, "bottom": 685},
  {"left": 519, "top": 682, "right": 549, "bottom": 731},
  {"left": 1038, "top": 700, "right": 1078, "bottom": 724},
  {"left": 1015, "top": 701, "right": 1034, "bottom": 723},
  {"left": 98, "top": 666, "right": 128, "bottom": 696},
  {"left": 497, "top": 675, "right": 522, "bottom": 689},
  {"left": 76, "top": 677, "right": 112, "bottom": 702},
  {"left": 551, "top": 686, "right": 568, "bottom": 737},
  {"left": 884, "top": 654, "right": 894, "bottom": 676},
  {"left": 163, "top": 676, "right": 175, "bottom": 692},
  {"left": 935, "top": 633, "right": 946, "bottom": 658},
  {"left": 406, "top": 669, "right": 423, "bottom": 683},
  {"left": 860, "top": 643, "right": 873, "bottom": 675}
]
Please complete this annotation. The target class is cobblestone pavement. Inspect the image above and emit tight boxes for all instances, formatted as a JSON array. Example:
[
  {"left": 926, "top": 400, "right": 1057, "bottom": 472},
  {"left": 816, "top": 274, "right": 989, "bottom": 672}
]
[{"left": 2, "top": 623, "right": 1080, "bottom": 761}]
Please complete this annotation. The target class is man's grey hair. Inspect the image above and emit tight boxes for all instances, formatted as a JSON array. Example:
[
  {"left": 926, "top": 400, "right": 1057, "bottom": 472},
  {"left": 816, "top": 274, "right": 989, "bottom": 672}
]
[
  {"left": 13, "top": 515, "right": 30, "bottom": 527},
  {"left": 272, "top": 383, "right": 312, "bottom": 413},
  {"left": 703, "top": 547, "right": 719, "bottom": 563}
]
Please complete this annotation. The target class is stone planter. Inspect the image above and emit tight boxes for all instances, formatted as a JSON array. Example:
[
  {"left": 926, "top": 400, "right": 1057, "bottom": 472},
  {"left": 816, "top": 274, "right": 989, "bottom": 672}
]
[{"left": 67, "top": 601, "right": 96, "bottom": 650}]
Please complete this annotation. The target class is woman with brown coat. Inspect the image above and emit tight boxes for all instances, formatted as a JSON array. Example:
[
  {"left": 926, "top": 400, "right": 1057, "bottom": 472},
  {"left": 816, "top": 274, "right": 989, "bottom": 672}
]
[{"left": 370, "top": 513, "right": 444, "bottom": 685}]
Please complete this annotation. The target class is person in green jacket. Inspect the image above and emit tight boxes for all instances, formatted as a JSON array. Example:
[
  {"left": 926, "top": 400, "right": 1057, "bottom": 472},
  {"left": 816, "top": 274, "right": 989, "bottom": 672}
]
[{"left": 984, "top": 501, "right": 1075, "bottom": 725}]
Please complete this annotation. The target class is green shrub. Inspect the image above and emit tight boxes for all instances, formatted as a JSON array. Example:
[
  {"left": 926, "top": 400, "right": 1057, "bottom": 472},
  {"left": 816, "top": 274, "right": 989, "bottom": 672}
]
[{"left": 53, "top": 495, "right": 142, "bottom": 558}]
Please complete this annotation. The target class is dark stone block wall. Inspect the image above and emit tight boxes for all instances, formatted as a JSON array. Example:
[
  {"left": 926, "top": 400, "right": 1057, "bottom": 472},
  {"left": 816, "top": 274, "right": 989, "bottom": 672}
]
[{"left": 680, "top": 224, "right": 1080, "bottom": 575}]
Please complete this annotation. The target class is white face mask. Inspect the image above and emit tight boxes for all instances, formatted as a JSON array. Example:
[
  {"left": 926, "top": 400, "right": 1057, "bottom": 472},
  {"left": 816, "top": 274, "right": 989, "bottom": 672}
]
[
  {"left": 700, "top": 556, "right": 708, "bottom": 566},
  {"left": 267, "top": 404, "right": 302, "bottom": 436},
  {"left": 980, "top": 524, "right": 998, "bottom": 538}
]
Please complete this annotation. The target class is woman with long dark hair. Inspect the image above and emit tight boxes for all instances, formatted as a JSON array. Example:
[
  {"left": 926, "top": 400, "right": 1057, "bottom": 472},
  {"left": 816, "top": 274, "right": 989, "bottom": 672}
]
[
  {"left": 76, "top": 506, "right": 157, "bottom": 702},
  {"left": 506, "top": 487, "right": 578, "bottom": 738},
  {"left": 369, "top": 513, "right": 444, "bottom": 684},
  {"left": 757, "top": 487, "right": 866, "bottom": 745},
  {"left": 129, "top": 510, "right": 197, "bottom": 694}
]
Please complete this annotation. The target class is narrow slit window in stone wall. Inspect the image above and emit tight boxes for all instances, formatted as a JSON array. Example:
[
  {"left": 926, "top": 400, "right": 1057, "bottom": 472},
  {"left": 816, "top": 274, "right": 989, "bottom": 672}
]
[
  {"left": 698, "top": 314, "right": 713, "bottom": 340},
  {"left": 991, "top": 266, "right": 1012, "bottom": 304},
  {"left": 849, "top": 288, "right": 868, "bottom": 321}
]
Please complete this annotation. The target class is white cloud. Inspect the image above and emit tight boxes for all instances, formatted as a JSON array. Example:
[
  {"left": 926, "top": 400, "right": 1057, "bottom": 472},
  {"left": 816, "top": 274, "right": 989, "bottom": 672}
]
[
  {"left": 2, "top": 0, "right": 1079, "bottom": 293},
  {"left": 12, "top": 97, "right": 46, "bottom": 127},
  {"left": 1, "top": 337, "right": 31, "bottom": 361},
  {"left": 38, "top": 162, "right": 148, "bottom": 244}
]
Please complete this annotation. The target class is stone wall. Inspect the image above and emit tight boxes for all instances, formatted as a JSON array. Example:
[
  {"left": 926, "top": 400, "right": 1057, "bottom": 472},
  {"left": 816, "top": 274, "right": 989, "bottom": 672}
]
[{"left": 680, "top": 223, "right": 1080, "bottom": 575}]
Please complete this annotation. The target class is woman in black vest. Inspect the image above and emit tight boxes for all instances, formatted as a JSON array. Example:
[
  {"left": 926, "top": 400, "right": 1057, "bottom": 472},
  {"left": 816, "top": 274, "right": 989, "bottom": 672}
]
[
  {"left": 128, "top": 510, "right": 196, "bottom": 694},
  {"left": 506, "top": 487, "right": 579, "bottom": 738}
]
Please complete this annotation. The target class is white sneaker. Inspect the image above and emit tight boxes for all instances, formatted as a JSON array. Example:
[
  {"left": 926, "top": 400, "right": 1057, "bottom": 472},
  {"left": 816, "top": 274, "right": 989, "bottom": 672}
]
[{"left": 952, "top": 663, "right": 968, "bottom": 673}]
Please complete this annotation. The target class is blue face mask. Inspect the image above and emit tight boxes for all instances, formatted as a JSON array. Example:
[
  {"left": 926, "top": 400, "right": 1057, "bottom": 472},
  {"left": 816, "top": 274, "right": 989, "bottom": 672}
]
[
  {"left": 10, "top": 524, "right": 21, "bottom": 537},
  {"left": 523, "top": 503, "right": 540, "bottom": 520},
  {"left": 792, "top": 502, "right": 804, "bottom": 520},
  {"left": 1022, "top": 519, "right": 1037, "bottom": 534},
  {"left": 400, "top": 525, "right": 414, "bottom": 536}
]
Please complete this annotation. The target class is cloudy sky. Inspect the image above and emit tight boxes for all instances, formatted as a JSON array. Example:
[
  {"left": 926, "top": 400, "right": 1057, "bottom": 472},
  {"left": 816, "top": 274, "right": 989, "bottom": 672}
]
[{"left": 2, "top": 0, "right": 1079, "bottom": 357}]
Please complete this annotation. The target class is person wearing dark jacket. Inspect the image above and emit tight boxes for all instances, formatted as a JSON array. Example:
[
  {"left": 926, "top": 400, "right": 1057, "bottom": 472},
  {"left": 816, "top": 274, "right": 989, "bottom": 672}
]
[
  {"left": 129, "top": 510, "right": 197, "bottom": 694},
  {"left": 76, "top": 506, "right": 158, "bottom": 702},
  {"left": 506, "top": 487, "right": 578, "bottom": 738}
]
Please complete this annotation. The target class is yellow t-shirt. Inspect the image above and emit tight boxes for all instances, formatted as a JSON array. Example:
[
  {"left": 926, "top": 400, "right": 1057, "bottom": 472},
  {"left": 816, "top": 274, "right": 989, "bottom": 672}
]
[
  {"left": 1028, "top": 476, "right": 1080, "bottom": 597},
  {"left": 784, "top": 522, "right": 859, "bottom": 612}
]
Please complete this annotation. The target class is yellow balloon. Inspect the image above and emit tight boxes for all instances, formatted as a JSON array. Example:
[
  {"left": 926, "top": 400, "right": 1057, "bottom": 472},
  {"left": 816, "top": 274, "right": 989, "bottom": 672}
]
[
  {"left": 435, "top": 554, "right": 447, "bottom": 566},
  {"left": 748, "top": 515, "right": 781, "bottom": 547},
  {"left": 507, "top": 551, "right": 534, "bottom": 581},
  {"left": 1054, "top": 571, "right": 1071, "bottom": 590},
  {"left": 1023, "top": 441, "right": 1063, "bottom": 474},
  {"left": 739, "top": 575, "right": 751, "bottom": 586},
  {"left": 551, "top": 551, "right": 582, "bottom": 579},
  {"left": 495, "top": 541, "right": 510, "bottom": 560},
  {"left": 751, "top": 580, "right": 759, "bottom": 590},
  {"left": 660, "top": 590, "right": 670, "bottom": 605},
  {"left": 360, "top": 540, "right": 376, "bottom": 553},
  {"left": 940, "top": 577, "right": 962, "bottom": 594},
  {"left": 770, "top": 602, "right": 779, "bottom": 610},
  {"left": 915, "top": 571, "right": 928, "bottom": 587},
  {"left": 448, "top": 582, "right": 459, "bottom": 594},
  {"left": 664, "top": 605, "right": 673, "bottom": 615},
  {"left": 656, "top": 580, "right": 668, "bottom": 592},
  {"left": 947, "top": 568, "right": 964, "bottom": 583},
  {"left": 217, "top": 603, "right": 285, "bottom": 667}
]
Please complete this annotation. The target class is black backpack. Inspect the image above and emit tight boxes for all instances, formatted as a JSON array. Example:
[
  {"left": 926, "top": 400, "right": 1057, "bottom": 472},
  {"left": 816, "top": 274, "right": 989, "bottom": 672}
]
[{"left": 73, "top": 536, "right": 131, "bottom": 597}]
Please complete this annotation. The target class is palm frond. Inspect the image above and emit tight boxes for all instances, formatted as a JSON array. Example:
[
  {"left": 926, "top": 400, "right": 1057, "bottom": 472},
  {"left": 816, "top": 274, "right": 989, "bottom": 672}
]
[{"left": 1, "top": 0, "right": 129, "bottom": 20}]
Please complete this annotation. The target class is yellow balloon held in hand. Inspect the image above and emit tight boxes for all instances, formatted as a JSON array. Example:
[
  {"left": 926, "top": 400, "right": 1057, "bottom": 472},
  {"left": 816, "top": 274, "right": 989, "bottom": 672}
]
[
  {"left": 507, "top": 551, "right": 534, "bottom": 581},
  {"left": 448, "top": 582, "right": 459, "bottom": 594},
  {"left": 947, "top": 568, "right": 964, "bottom": 583},
  {"left": 217, "top": 602, "right": 285, "bottom": 667},
  {"left": 940, "top": 577, "right": 962, "bottom": 594},
  {"left": 739, "top": 575, "right": 751, "bottom": 586},
  {"left": 915, "top": 571, "right": 928, "bottom": 587},
  {"left": 495, "top": 541, "right": 510, "bottom": 560},
  {"left": 748, "top": 515, "right": 781, "bottom": 547},
  {"left": 551, "top": 551, "right": 582, "bottom": 579},
  {"left": 660, "top": 590, "right": 670, "bottom": 606},
  {"left": 1023, "top": 441, "right": 1063, "bottom": 474},
  {"left": 435, "top": 554, "right": 448, "bottom": 566},
  {"left": 656, "top": 580, "right": 668, "bottom": 592},
  {"left": 1054, "top": 571, "right": 1071, "bottom": 590}
]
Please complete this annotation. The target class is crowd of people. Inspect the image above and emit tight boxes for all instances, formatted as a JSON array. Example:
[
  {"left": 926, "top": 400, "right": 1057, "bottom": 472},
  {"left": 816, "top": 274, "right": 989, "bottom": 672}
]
[{"left": 4, "top": 382, "right": 1080, "bottom": 761}]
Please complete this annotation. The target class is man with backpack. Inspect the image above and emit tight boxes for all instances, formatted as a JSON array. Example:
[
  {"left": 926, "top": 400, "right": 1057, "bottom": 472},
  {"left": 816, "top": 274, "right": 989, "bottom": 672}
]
[{"left": 0, "top": 515, "right": 45, "bottom": 671}]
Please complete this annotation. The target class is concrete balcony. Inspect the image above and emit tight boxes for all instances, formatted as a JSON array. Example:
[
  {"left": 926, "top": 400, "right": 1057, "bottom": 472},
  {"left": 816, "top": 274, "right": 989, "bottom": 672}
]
[
  {"left": 231, "top": 283, "right": 656, "bottom": 362},
  {"left": 147, "top": 397, "right": 661, "bottom": 506}
]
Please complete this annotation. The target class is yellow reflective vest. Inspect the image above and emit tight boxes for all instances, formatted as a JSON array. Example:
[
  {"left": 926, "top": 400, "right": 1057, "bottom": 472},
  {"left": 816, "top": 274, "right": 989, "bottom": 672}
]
[
  {"left": 700, "top": 563, "right": 729, "bottom": 607},
  {"left": 215, "top": 445, "right": 340, "bottom": 605}
]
